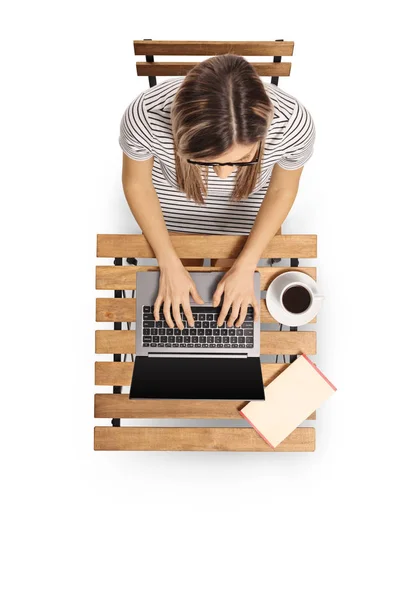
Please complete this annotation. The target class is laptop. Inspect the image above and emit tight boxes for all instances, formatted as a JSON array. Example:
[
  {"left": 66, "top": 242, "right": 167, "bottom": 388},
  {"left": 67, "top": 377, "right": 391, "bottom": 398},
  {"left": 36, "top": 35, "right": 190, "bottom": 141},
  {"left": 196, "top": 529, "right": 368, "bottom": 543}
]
[{"left": 129, "top": 270, "right": 265, "bottom": 401}]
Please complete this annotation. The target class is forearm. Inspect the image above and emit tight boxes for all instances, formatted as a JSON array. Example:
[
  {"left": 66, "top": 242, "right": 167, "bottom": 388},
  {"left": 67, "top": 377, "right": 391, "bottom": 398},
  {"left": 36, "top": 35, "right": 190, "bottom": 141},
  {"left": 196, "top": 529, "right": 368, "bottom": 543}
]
[
  {"left": 236, "top": 188, "right": 297, "bottom": 270},
  {"left": 123, "top": 182, "right": 180, "bottom": 268}
]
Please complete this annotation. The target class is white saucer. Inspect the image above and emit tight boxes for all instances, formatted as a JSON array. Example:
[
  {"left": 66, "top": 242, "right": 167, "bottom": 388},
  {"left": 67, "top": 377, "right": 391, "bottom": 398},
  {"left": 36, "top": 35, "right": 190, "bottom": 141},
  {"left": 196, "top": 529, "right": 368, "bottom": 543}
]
[{"left": 266, "top": 271, "right": 320, "bottom": 326}]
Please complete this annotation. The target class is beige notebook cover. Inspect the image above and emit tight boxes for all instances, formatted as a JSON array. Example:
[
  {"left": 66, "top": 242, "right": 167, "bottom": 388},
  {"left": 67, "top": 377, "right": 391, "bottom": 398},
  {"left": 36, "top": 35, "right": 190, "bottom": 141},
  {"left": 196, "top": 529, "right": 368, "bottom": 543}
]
[{"left": 239, "top": 354, "right": 337, "bottom": 448}]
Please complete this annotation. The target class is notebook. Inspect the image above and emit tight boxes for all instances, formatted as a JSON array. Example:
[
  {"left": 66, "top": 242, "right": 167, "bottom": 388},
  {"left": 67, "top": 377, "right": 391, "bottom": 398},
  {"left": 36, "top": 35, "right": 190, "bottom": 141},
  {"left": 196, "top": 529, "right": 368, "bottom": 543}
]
[{"left": 239, "top": 354, "right": 337, "bottom": 448}]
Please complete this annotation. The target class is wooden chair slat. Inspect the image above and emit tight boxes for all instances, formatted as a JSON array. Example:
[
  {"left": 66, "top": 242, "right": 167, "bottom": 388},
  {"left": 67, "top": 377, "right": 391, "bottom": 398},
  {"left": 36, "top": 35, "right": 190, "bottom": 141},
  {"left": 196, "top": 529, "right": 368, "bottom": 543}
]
[
  {"left": 95, "top": 330, "right": 316, "bottom": 356},
  {"left": 134, "top": 40, "right": 294, "bottom": 56},
  {"left": 96, "top": 296, "right": 317, "bottom": 324},
  {"left": 136, "top": 62, "right": 291, "bottom": 77},
  {"left": 94, "top": 393, "right": 316, "bottom": 421},
  {"left": 96, "top": 265, "right": 316, "bottom": 291},
  {"left": 95, "top": 360, "right": 308, "bottom": 387},
  {"left": 94, "top": 426, "right": 315, "bottom": 452},
  {"left": 97, "top": 234, "right": 317, "bottom": 259}
]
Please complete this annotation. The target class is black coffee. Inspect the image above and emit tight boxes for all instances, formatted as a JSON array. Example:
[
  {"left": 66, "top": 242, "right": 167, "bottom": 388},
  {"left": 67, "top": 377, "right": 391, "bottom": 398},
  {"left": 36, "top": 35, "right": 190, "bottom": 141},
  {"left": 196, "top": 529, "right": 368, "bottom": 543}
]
[{"left": 282, "top": 285, "right": 312, "bottom": 314}]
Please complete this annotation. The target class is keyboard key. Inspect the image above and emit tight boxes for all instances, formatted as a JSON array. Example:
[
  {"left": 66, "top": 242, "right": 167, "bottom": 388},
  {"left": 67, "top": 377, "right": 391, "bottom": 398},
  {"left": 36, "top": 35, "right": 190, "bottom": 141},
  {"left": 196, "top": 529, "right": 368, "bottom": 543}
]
[
  {"left": 229, "top": 330, "right": 236, "bottom": 336},
  {"left": 161, "top": 336, "right": 167, "bottom": 342},
  {"left": 172, "top": 343, "right": 179, "bottom": 347},
  {"left": 182, "top": 329, "right": 189, "bottom": 336},
  {"left": 199, "top": 314, "right": 206, "bottom": 320},
  {"left": 180, "top": 343, "right": 187, "bottom": 347},
  {"left": 201, "top": 344, "right": 208, "bottom": 347},
  {"left": 147, "top": 321, "right": 155, "bottom": 328},
  {"left": 143, "top": 314, "right": 153, "bottom": 321},
  {"left": 229, "top": 336, "right": 236, "bottom": 343},
  {"left": 187, "top": 343, "right": 194, "bottom": 347},
  {"left": 151, "top": 328, "right": 158, "bottom": 335},
  {"left": 223, "top": 336, "right": 229, "bottom": 343},
  {"left": 165, "top": 343, "right": 172, "bottom": 347},
  {"left": 246, "top": 343, "right": 253, "bottom": 348},
  {"left": 150, "top": 343, "right": 157, "bottom": 347},
  {"left": 152, "top": 336, "right": 160, "bottom": 342},
  {"left": 143, "top": 343, "right": 149, "bottom": 347},
  {"left": 205, "top": 329, "right": 212, "bottom": 336},
  {"left": 247, "top": 337, "right": 254, "bottom": 344},
  {"left": 192, "top": 336, "right": 199, "bottom": 343},
  {"left": 243, "top": 319, "right": 253, "bottom": 326},
  {"left": 195, "top": 343, "right": 201, "bottom": 347},
  {"left": 158, "top": 343, "right": 165, "bottom": 347},
  {"left": 143, "top": 306, "right": 151, "bottom": 313},
  {"left": 167, "top": 328, "right": 174, "bottom": 335},
  {"left": 198, "top": 329, "right": 205, "bottom": 336},
  {"left": 143, "top": 336, "right": 151, "bottom": 342},
  {"left": 244, "top": 330, "right": 253, "bottom": 336},
  {"left": 174, "top": 329, "right": 182, "bottom": 336},
  {"left": 207, "top": 336, "right": 214, "bottom": 343},
  {"left": 232, "top": 343, "right": 238, "bottom": 348},
  {"left": 194, "top": 321, "right": 202, "bottom": 328},
  {"left": 156, "top": 321, "right": 162, "bottom": 328},
  {"left": 184, "top": 336, "right": 190, "bottom": 343},
  {"left": 210, "top": 322, "right": 217, "bottom": 328},
  {"left": 217, "top": 344, "right": 223, "bottom": 347},
  {"left": 239, "top": 344, "right": 245, "bottom": 348},
  {"left": 210, "top": 344, "right": 216, "bottom": 347},
  {"left": 237, "top": 329, "right": 243, "bottom": 336},
  {"left": 143, "top": 328, "right": 150, "bottom": 335},
  {"left": 221, "top": 329, "right": 228, "bottom": 336},
  {"left": 199, "top": 336, "right": 206, "bottom": 343},
  {"left": 215, "top": 336, "right": 222, "bottom": 343},
  {"left": 168, "top": 336, "right": 175, "bottom": 342},
  {"left": 238, "top": 337, "right": 245, "bottom": 343},
  {"left": 190, "top": 329, "right": 197, "bottom": 335}
]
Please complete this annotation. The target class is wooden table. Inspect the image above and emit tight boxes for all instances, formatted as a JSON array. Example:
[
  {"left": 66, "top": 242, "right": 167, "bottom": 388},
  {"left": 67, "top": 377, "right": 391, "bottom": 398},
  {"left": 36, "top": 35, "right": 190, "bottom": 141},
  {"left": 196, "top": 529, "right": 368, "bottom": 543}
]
[{"left": 94, "top": 233, "right": 317, "bottom": 451}]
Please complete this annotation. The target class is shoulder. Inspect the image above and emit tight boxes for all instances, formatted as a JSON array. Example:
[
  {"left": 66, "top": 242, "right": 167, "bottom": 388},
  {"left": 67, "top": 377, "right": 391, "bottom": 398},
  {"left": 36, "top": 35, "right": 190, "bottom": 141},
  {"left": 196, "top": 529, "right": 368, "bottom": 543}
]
[
  {"left": 263, "top": 81, "right": 315, "bottom": 142},
  {"left": 139, "top": 76, "right": 185, "bottom": 115}
]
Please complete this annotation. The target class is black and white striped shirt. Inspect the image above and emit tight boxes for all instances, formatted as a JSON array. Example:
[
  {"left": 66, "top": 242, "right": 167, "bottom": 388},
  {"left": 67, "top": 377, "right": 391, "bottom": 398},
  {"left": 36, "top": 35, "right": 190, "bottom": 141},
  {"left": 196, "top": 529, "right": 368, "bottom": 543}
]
[{"left": 119, "top": 76, "right": 316, "bottom": 234}]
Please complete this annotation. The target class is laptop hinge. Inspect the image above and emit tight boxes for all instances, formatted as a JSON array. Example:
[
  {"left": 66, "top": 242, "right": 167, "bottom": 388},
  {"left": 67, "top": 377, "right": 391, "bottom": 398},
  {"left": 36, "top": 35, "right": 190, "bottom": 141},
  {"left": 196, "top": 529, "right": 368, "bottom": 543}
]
[{"left": 148, "top": 352, "right": 248, "bottom": 359}]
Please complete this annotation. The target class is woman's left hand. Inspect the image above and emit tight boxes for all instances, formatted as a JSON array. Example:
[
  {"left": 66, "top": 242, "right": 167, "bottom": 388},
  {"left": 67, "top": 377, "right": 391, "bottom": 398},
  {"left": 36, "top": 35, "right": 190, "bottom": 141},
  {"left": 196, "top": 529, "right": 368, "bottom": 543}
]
[{"left": 212, "top": 262, "right": 260, "bottom": 327}]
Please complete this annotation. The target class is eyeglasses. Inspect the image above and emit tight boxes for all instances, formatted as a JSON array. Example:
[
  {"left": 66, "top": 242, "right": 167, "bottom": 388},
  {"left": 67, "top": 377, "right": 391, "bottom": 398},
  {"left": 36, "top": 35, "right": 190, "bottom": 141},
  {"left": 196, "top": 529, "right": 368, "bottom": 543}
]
[{"left": 187, "top": 142, "right": 261, "bottom": 167}]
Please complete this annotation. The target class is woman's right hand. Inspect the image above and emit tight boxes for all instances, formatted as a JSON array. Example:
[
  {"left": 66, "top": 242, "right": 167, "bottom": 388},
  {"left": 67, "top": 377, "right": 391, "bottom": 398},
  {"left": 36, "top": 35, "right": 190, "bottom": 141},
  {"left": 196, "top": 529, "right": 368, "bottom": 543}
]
[{"left": 153, "top": 259, "right": 205, "bottom": 330}]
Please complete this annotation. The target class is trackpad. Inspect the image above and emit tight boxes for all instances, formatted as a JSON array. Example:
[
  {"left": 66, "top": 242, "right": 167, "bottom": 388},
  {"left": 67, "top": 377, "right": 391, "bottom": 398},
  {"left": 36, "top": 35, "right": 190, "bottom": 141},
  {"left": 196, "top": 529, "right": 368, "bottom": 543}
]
[{"left": 129, "top": 356, "right": 264, "bottom": 401}]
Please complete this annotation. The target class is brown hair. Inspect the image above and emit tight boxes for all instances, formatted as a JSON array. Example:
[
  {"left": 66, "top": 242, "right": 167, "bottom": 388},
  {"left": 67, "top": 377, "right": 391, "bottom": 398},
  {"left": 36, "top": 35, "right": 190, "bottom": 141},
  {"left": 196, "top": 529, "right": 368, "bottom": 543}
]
[{"left": 170, "top": 54, "right": 275, "bottom": 205}]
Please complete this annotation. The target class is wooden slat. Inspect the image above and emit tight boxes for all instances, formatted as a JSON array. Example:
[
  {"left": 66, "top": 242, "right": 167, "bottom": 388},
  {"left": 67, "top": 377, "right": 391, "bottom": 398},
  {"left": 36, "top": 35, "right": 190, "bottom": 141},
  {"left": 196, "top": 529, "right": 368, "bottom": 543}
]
[
  {"left": 94, "top": 393, "right": 316, "bottom": 420},
  {"left": 136, "top": 62, "right": 291, "bottom": 77},
  {"left": 95, "top": 330, "right": 316, "bottom": 356},
  {"left": 97, "top": 234, "right": 317, "bottom": 259},
  {"left": 96, "top": 361, "right": 304, "bottom": 387},
  {"left": 96, "top": 265, "right": 317, "bottom": 291},
  {"left": 96, "top": 296, "right": 317, "bottom": 324},
  {"left": 134, "top": 40, "right": 294, "bottom": 56},
  {"left": 94, "top": 426, "right": 315, "bottom": 451}
]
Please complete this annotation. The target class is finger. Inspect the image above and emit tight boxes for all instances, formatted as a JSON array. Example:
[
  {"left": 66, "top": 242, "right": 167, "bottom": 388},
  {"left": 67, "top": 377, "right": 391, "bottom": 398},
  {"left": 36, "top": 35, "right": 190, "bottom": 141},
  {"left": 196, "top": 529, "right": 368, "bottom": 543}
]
[
  {"left": 163, "top": 298, "right": 175, "bottom": 328},
  {"left": 182, "top": 297, "right": 194, "bottom": 328},
  {"left": 213, "top": 282, "right": 225, "bottom": 307},
  {"left": 252, "top": 296, "right": 260, "bottom": 322},
  {"left": 227, "top": 299, "right": 241, "bottom": 327},
  {"left": 190, "top": 285, "right": 205, "bottom": 305},
  {"left": 153, "top": 296, "right": 163, "bottom": 322},
  {"left": 235, "top": 299, "right": 250, "bottom": 327},
  {"left": 217, "top": 296, "right": 232, "bottom": 327},
  {"left": 173, "top": 301, "right": 184, "bottom": 330}
]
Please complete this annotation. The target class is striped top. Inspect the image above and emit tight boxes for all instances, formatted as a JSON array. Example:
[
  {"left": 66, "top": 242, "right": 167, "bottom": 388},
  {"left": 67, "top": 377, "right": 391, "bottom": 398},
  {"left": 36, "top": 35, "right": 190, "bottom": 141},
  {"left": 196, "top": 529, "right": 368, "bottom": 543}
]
[{"left": 119, "top": 76, "right": 316, "bottom": 234}]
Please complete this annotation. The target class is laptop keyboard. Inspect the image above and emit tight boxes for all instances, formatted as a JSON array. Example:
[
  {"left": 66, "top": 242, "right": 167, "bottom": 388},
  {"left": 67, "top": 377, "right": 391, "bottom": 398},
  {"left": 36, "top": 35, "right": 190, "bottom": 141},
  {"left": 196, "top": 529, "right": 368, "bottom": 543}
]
[{"left": 141, "top": 305, "right": 254, "bottom": 349}]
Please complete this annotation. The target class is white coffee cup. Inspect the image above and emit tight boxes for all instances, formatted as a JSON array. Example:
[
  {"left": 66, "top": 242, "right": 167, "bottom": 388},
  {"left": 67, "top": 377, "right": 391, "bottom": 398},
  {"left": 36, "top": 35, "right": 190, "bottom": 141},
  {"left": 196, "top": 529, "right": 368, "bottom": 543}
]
[
  {"left": 266, "top": 271, "right": 324, "bottom": 326},
  {"left": 280, "top": 281, "right": 324, "bottom": 315}
]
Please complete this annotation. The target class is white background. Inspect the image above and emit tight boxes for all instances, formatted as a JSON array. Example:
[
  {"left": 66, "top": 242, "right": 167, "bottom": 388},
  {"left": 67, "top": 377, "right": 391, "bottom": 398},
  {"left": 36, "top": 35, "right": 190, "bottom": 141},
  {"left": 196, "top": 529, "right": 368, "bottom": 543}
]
[{"left": 2, "top": 1, "right": 399, "bottom": 598}]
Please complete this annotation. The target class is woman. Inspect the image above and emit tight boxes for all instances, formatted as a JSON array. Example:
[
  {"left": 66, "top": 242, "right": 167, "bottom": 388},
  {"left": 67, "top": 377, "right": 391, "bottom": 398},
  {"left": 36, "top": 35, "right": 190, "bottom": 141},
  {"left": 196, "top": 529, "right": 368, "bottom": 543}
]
[{"left": 119, "top": 54, "right": 316, "bottom": 332}]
